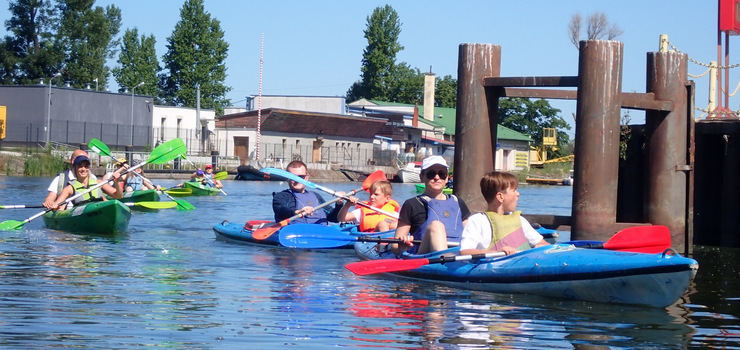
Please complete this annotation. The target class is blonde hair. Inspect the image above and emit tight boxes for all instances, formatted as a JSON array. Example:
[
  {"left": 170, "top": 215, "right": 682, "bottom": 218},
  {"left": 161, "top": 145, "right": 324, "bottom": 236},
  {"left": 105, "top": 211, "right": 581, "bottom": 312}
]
[{"left": 369, "top": 180, "right": 393, "bottom": 196}]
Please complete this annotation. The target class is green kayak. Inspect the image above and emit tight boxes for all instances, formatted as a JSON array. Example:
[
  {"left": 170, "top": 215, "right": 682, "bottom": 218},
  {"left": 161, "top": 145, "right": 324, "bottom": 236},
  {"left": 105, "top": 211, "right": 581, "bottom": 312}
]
[
  {"left": 107, "top": 189, "right": 161, "bottom": 202},
  {"left": 42, "top": 200, "right": 132, "bottom": 234},
  {"left": 183, "top": 181, "right": 221, "bottom": 196}
]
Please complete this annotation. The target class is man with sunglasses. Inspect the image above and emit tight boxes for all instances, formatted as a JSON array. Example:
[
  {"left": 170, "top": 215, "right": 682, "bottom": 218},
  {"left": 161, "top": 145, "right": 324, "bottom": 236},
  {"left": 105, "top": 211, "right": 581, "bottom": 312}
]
[
  {"left": 272, "top": 160, "right": 344, "bottom": 225},
  {"left": 392, "top": 155, "right": 471, "bottom": 255}
]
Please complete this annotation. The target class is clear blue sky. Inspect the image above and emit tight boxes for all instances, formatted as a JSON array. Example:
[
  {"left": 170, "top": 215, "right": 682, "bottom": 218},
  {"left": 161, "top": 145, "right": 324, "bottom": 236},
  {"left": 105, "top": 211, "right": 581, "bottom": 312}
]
[{"left": 0, "top": 0, "right": 729, "bottom": 131}]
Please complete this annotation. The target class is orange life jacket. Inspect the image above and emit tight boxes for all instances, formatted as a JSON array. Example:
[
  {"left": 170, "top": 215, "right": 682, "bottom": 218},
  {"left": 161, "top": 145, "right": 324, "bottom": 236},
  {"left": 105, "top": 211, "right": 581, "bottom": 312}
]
[{"left": 358, "top": 199, "right": 400, "bottom": 232}]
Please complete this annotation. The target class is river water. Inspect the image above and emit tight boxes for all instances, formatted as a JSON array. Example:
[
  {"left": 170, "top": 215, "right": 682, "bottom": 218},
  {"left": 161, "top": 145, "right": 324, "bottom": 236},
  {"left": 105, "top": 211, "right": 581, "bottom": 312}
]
[{"left": 0, "top": 176, "right": 737, "bottom": 349}]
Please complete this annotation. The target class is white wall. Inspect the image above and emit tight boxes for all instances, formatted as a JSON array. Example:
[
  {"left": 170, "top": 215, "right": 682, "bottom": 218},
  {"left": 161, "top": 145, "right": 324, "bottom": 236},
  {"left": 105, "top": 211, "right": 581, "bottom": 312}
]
[{"left": 152, "top": 105, "right": 215, "bottom": 144}]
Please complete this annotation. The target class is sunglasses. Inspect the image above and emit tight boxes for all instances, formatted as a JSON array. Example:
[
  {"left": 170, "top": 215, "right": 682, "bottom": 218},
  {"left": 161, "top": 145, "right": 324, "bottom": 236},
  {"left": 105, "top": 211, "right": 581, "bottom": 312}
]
[
  {"left": 293, "top": 175, "right": 307, "bottom": 179},
  {"left": 424, "top": 169, "right": 448, "bottom": 180}
]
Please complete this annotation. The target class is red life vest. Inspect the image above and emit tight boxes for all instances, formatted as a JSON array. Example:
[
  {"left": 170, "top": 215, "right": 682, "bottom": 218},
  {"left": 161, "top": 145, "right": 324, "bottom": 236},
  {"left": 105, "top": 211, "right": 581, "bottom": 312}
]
[{"left": 358, "top": 199, "right": 400, "bottom": 232}]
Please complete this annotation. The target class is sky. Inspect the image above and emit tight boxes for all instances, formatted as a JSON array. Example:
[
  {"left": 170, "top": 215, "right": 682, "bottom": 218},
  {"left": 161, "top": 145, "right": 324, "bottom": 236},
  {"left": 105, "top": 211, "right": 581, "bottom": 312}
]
[{"left": 0, "top": 1, "right": 730, "bottom": 133}]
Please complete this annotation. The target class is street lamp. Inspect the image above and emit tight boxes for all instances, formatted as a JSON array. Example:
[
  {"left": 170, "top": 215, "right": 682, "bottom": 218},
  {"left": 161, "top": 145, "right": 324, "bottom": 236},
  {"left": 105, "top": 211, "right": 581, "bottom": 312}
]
[
  {"left": 45, "top": 72, "right": 62, "bottom": 147},
  {"left": 131, "top": 81, "right": 145, "bottom": 146}
]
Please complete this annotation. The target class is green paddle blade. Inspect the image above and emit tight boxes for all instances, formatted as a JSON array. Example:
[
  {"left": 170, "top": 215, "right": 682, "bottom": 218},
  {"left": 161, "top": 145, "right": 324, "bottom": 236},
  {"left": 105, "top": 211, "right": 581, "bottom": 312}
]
[
  {"left": 165, "top": 188, "right": 192, "bottom": 197},
  {"left": 147, "top": 138, "right": 187, "bottom": 165},
  {"left": 213, "top": 171, "right": 228, "bottom": 180},
  {"left": 127, "top": 201, "right": 177, "bottom": 209},
  {"left": 0, "top": 220, "right": 25, "bottom": 230},
  {"left": 173, "top": 199, "right": 195, "bottom": 211},
  {"left": 88, "top": 138, "right": 112, "bottom": 157}
]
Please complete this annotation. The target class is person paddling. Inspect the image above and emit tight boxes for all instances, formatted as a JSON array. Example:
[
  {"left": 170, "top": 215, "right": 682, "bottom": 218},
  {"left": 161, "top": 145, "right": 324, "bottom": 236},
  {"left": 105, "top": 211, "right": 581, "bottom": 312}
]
[
  {"left": 271, "top": 160, "right": 344, "bottom": 225},
  {"left": 51, "top": 155, "right": 125, "bottom": 209},
  {"left": 392, "top": 156, "right": 471, "bottom": 255},
  {"left": 459, "top": 171, "right": 549, "bottom": 256},
  {"left": 338, "top": 180, "right": 399, "bottom": 232}
]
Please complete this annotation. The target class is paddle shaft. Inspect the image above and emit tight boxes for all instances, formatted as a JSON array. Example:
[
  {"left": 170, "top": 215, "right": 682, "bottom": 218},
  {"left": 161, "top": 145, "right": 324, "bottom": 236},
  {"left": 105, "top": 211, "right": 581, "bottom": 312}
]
[
  {"left": 180, "top": 156, "right": 227, "bottom": 195},
  {"left": 280, "top": 186, "right": 363, "bottom": 224},
  {"left": 262, "top": 167, "right": 398, "bottom": 219},
  {"left": 345, "top": 251, "right": 505, "bottom": 276}
]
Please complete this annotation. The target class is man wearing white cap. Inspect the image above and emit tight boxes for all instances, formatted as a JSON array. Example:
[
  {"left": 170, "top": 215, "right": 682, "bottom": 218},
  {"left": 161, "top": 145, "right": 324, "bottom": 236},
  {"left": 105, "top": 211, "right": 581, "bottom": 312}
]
[{"left": 392, "top": 155, "right": 471, "bottom": 255}]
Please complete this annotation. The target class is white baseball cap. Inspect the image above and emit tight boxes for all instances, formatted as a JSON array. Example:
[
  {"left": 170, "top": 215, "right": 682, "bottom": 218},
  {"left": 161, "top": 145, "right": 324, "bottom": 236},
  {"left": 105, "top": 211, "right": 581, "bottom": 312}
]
[{"left": 421, "top": 155, "right": 449, "bottom": 171}]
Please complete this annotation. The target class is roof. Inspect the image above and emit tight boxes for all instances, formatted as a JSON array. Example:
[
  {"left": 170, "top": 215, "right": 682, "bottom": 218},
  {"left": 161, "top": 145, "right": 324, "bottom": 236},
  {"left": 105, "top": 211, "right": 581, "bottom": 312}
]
[
  {"left": 352, "top": 99, "right": 532, "bottom": 142},
  {"left": 216, "top": 108, "right": 388, "bottom": 139}
]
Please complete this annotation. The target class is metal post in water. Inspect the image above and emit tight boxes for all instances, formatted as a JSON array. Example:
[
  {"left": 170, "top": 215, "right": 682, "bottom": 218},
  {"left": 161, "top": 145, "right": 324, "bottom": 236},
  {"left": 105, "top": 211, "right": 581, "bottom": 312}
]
[
  {"left": 571, "top": 40, "right": 624, "bottom": 239},
  {"left": 454, "top": 43, "right": 501, "bottom": 211},
  {"left": 645, "top": 50, "right": 689, "bottom": 251}
]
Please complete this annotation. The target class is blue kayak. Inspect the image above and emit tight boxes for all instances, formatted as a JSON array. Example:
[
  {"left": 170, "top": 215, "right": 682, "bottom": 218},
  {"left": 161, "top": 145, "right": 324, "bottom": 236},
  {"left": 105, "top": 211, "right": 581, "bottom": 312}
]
[
  {"left": 213, "top": 220, "right": 365, "bottom": 248},
  {"left": 353, "top": 242, "right": 698, "bottom": 308}
]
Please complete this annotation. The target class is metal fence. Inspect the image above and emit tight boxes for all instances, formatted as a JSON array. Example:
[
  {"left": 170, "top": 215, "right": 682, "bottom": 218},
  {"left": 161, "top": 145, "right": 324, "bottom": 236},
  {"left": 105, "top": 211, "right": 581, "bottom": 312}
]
[{"left": 255, "top": 143, "right": 398, "bottom": 167}]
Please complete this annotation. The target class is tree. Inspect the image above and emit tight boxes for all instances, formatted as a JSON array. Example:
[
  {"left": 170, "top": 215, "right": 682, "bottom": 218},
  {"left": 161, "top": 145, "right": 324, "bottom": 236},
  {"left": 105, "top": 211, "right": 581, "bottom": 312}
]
[
  {"left": 498, "top": 98, "right": 572, "bottom": 158},
  {"left": 347, "top": 5, "right": 404, "bottom": 102},
  {"left": 568, "top": 12, "right": 623, "bottom": 49},
  {"left": 0, "top": 0, "right": 61, "bottom": 85},
  {"left": 160, "top": 0, "right": 230, "bottom": 114},
  {"left": 55, "top": 0, "right": 121, "bottom": 89},
  {"left": 435, "top": 75, "right": 457, "bottom": 108},
  {"left": 112, "top": 28, "right": 160, "bottom": 101}
]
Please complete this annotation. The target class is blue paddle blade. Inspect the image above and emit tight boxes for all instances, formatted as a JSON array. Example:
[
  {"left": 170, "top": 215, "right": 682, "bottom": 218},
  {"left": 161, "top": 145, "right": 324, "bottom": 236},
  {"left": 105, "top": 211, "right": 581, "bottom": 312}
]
[{"left": 278, "top": 224, "right": 355, "bottom": 248}]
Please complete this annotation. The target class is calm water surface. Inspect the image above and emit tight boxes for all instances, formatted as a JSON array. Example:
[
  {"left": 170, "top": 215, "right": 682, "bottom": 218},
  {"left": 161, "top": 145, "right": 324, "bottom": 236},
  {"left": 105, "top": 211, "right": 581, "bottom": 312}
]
[{"left": 0, "top": 177, "right": 737, "bottom": 349}]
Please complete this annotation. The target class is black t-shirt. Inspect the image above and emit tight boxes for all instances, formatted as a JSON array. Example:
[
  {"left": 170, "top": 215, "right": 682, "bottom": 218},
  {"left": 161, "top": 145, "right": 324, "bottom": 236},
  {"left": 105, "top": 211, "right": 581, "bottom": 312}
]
[{"left": 398, "top": 194, "right": 471, "bottom": 234}]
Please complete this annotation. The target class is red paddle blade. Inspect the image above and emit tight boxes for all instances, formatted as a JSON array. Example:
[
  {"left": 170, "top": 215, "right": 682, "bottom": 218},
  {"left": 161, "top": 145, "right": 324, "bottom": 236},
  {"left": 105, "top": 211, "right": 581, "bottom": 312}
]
[
  {"left": 345, "top": 258, "right": 431, "bottom": 276},
  {"left": 604, "top": 225, "right": 672, "bottom": 253},
  {"left": 362, "top": 171, "right": 388, "bottom": 192},
  {"left": 252, "top": 221, "right": 287, "bottom": 240}
]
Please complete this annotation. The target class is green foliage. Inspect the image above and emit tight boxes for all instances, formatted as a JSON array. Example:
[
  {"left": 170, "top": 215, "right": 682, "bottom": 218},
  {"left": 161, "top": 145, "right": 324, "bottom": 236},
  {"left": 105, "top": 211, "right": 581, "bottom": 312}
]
[
  {"left": 22, "top": 148, "right": 66, "bottom": 176},
  {"left": 160, "top": 0, "right": 231, "bottom": 114},
  {"left": 498, "top": 98, "right": 572, "bottom": 158},
  {"left": 1, "top": 0, "right": 61, "bottom": 84},
  {"left": 619, "top": 111, "right": 632, "bottom": 160},
  {"left": 435, "top": 75, "right": 457, "bottom": 108},
  {"left": 112, "top": 28, "right": 161, "bottom": 101},
  {"left": 56, "top": 1, "right": 121, "bottom": 89},
  {"left": 347, "top": 5, "right": 404, "bottom": 102}
]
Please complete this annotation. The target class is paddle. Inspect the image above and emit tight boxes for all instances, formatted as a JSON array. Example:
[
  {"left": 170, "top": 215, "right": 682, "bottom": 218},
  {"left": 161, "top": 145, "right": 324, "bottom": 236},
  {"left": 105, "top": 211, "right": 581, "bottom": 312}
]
[
  {"left": 164, "top": 188, "right": 192, "bottom": 197},
  {"left": 0, "top": 201, "right": 175, "bottom": 210},
  {"left": 213, "top": 171, "right": 228, "bottom": 180},
  {"left": 346, "top": 251, "right": 507, "bottom": 276},
  {"left": 278, "top": 224, "right": 464, "bottom": 249},
  {"left": 252, "top": 170, "right": 388, "bottom": 240},
  {"left": 262, "top": 167, "right": 399, "bottom": 219},
  {"left": 88, "top": 138, "right": 195, "bottom": 211},
  {"left": 344, "top": 225, "right": 673, "bottom": 276},
  {"left": 180, "top": 156, "right": 228, "bottom": 195},
  {"left": 563, "top": 225, "right": 672, "bottom": 254},
  {"left": 0, "top": 138, "right": 186, "bottom": 231}
]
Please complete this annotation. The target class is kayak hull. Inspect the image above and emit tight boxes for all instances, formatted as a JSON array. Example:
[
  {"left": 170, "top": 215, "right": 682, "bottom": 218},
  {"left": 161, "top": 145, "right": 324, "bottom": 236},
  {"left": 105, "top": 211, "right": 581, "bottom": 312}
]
[
  {"left": 183, "top": 181, "right": 221, "bottom": 196},
  {"left": 213, "top": 220, "right": 360, "bottom": 248},
  {"left": 354, "top": 243, "right": 698, "bottom": 308},
  {"left": 42, "top": 200, "right": 132, "bottom": 234},
  {"left": 119, "top": 189, "right": 160, "bottom": 202}
]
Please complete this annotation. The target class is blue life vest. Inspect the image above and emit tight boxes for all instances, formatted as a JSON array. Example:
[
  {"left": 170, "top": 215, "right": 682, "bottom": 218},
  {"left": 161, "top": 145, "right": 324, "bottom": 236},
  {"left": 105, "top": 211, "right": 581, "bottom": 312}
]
[
  {"left": 409, "top": 194, "right": 464, "bottom": 254},
  {"left": 203, "top": 174, "right": 215, "bottom": 187},
  {"left": 291, "top": 190, "right": 328, "bottom": 225},
  {"left": 126, "top": 175, "right": 143, "bottom": 191}
]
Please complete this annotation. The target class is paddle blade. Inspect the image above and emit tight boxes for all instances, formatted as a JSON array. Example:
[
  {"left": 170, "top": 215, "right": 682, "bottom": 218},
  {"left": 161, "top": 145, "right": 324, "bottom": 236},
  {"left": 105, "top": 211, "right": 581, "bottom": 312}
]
[
  {"left": 166, "top": 188, "right": 192, "bottom": 197},
  {"left": 213, "top": 171, "right": 228, "bottom": 180},
  {"left": 278, "top": 224, "right": 354, "bottom": 248},
  {"left": 362, "top": 170, "right": 388, "bottom": 192},
  {"left": 88, "top": 138, "right": 111, "bottom": 157},
  {"left": 604, "top": 225, "right": 672, "bottom": 253},
  {"left": 345, "top": 258, "right": 431, "bottom": 276},
  {"left": 148, "top": 138, "right": 187, "bottom": 164},
  {"left": 130, "top": 201, "right": 178, "bottom": 209},
  {"left": 252, "top": 222, "right": 287, "bottom": 240},
  {"left": 0, "top": 220, "right": 25, "bottom": 230},
  {"left": 174, "top": 199, "right": 195, "bottom": 211}
]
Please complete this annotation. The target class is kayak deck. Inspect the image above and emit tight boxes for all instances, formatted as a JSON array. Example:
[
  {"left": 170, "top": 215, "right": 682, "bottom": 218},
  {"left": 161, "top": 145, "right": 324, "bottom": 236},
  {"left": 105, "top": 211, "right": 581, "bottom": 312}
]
[
  {"left": 183, "top": 181, "right": 221, "bottom": 196},
  {"left": 354, "top": 242, "right": 698, "bottom": 308},
  {"left": 213, "top": 220, "right": 361, "bottom": 249},
  {"left": 42, "top": 200, "right": 132, "bottom": 234}
]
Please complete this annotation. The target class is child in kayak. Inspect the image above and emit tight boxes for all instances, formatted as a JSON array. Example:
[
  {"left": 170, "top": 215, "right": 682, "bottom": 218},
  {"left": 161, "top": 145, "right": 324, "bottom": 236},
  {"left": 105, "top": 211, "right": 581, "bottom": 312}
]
[
  {"left": 338, "top": 180, "right": 400, "bottom": 232},
  {"left": 392, "top": 156, "right": 471, "bottom": 255},
  {"left": 459, "top": 171, "right": 549, "bottom": 256}
]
